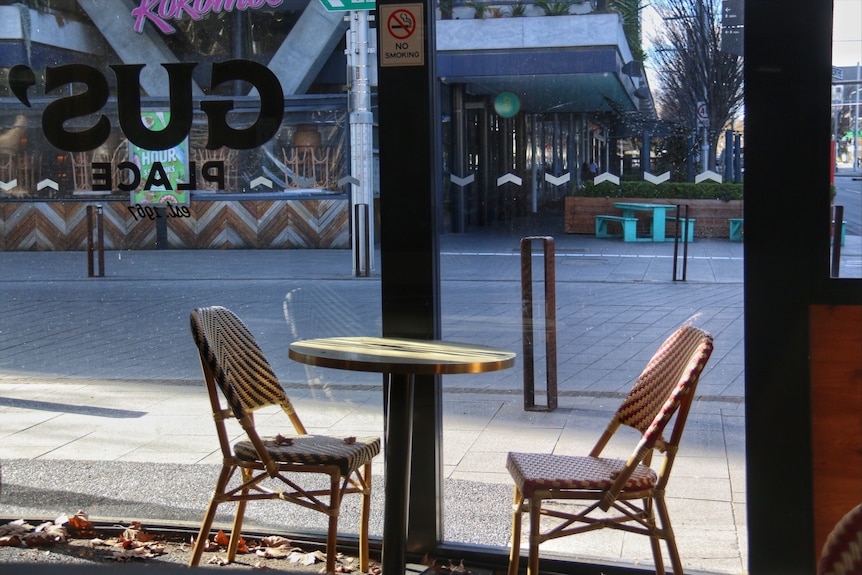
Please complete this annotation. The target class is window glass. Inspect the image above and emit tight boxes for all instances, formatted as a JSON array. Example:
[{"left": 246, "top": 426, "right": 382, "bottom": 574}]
[
  {"left": 437, "top": 1, "right": 747, "bottom": 573},
  {"left": 0, "top": 0, "right": 383, "bottom": 546},
  {"left": 831, "top": 0, "right": 862, "bottom": 279}
]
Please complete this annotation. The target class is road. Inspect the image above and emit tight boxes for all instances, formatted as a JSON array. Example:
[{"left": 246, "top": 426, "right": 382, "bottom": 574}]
[{"left": 835, "top": 170, "right": 862, "bottom": 236}]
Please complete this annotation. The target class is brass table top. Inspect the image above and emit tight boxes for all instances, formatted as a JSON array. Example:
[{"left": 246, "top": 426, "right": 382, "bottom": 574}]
[{"left": 288, "top": 336, "right": 515, "bottom": 375}]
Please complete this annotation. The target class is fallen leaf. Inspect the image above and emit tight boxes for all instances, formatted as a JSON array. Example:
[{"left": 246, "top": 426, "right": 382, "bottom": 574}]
[
  {"left": 207, "top": 554, "right": 230, "bottom": 566},
  {"left": 261, "top": 535, "right": 292, "bottom": 548},
  {"left": 121, "top": 524, "right": 156, "bottom": 543},
  {"left": 214, "top": 530, "right": 230, "bottom": 546},
  {"left": 0, "top": 519, "right": 33, "bottom": 538},
  {"left": 256, "top": 547, "right": 289, "bottom": 559},
  {"left": 275, "top": 434, "right": 293, "bottom": 446},
  {"left": 111, "top": 544, "right": 165, "bottom": 561},
  {"left": 449, "top": 559, "right": 469, "bottom": 573},
  {"left": 23, "top": 521, "right": 66, "bottom": 546},
  {"left": 67, "top": 510, "right": 95, "bottom": 538},
  {"left": 0, "top": 535, "right": 22, "bottom": 547},
  {"left": 209, "top": 530, "right": 247, "bottom": 553}
]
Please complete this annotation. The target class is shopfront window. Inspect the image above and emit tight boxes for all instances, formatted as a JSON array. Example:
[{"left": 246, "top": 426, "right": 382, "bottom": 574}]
[
  {"left": 9, "top": 1, "right": 857, "bottom": 573},
  {"left": 435, "top": 1, "right": 747, "bottom": 573},
  {"left": 0, "top": 0, "right": 381, "bottom": 551}
]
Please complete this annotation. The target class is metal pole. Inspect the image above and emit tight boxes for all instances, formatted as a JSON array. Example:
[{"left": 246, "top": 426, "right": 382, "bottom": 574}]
[
  {"left": 831, "top": 205, "right": 844, "bottom": 278},
  {"left": 349, "top": 10, "right": 375, "bottom": 274},
  {"left": 672, "top": 204, "right": 680, "bottom": 280},
  {"left": 520, "top": 236, "right": 557, "bottom": 412},
  {"left": 452, "top": 84, "right": 466, "bottom": 232},
  {"left": 855, "top": 62, "right": 860, "bottom": 170},
  {"left": 97, "top": 204, "right": 104, "bottom": 277},
  {"left": 354, "top": 203, "right": 370, "bottom": 277},
  {"left": 672, "top": 204, "right": 689, "bottom": 282},
  {"left": 682, "top": 204, "right": 689, "bottom": 281},
  {"left": 87, "top": 205, "right": 94, "bottom": 277},
  {"left": 87, "top": 204, "right": 105, "bottom": 277}
]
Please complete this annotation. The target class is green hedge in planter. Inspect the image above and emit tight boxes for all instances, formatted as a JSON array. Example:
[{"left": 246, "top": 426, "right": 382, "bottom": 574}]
[{"left": 582, "top": 181, "right": 743, "bottom": 201}]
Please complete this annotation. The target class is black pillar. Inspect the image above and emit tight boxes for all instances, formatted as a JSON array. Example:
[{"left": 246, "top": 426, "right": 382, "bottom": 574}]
[
  {"left": 744, "top": 1, "right": 833, "bottom": 572},
  {"left": 376, "top": 0, "right": 443, "bottom": 558}
]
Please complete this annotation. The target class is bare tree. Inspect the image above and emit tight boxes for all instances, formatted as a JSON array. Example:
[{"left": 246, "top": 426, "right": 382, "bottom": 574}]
[{"left": 649, "top": 0, "right": 743, "bottom": 171}]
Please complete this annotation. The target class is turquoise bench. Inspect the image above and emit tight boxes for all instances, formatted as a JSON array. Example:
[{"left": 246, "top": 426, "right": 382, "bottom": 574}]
[
  {"left": 728, "top": 218, "right": 845, "bottom": 245},
  {"left": 833, "top": 220, "right": 846, "bottom": 246},
  {"left": 595, "top": 215, "right": 638, "bottom": 242},
  {"left": 729, "top": 218, "right": 744, "bottom": 242},
  {"left": 665, "top": 217, "right": 695, "bottom": 242}
]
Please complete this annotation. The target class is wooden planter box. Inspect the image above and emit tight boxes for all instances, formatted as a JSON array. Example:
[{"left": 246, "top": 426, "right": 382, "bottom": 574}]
[{"left": 564, "top": 197, "right": 744, "bottom": 239}]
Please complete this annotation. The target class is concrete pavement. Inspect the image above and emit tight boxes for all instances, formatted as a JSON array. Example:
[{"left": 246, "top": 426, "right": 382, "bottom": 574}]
[{"left": 0, "top": 222, "right": 778, "bottom": 573}]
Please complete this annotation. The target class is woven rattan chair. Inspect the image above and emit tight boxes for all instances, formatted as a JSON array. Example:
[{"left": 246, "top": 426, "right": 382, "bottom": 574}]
[
  {"left": 189, "top": 306, "right": 380, "bottom": 573},
  {"left": 817, "top": 503, "right": 862, "bottom": 575},
  {"left": 506, "top": 324, "right": 714, "bottom": 575}
]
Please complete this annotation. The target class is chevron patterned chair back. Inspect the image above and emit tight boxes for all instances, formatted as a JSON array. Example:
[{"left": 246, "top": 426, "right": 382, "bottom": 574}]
[
  {"left": 506, "top": 323, "right": 713, "bottom": 575},
  {"left": 818, "top": 503, "right": 862, "bottom": 575},
  {"left": 188, "top": 306, "right": 380, "bottom": 574}
]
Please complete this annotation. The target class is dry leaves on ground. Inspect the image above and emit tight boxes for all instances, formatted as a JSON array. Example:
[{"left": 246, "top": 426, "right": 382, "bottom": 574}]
[
  {"left": 0, "top": 511, "right": 165, "bottom": 562},
  {"left": 0, "top": 510, "right": 371, "bottom": 571}
]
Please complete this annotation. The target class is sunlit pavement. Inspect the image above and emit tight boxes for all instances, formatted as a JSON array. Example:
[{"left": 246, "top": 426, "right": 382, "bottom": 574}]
[{"left": 0, "top": 224, "right": 780, "bottom": 574}]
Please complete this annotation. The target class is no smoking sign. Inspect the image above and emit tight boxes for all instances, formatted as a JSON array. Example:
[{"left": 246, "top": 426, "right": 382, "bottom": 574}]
[{"left": 379, "top": 4, "right": 424, "bottom": 67}]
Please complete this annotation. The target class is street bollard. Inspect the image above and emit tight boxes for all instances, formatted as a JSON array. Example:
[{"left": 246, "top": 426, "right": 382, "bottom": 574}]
[
  {"left": 672, "top": 204, "right": 690, "bottom": 282},
  {"left": 354, "top": 203, "right": 371, "bottom": 277},
  {"left": 831, "top": 204, "right": 844, "bottom": 278},
  {"left": 520, "top": 236, "right": 558, "bottom": 412},
  {"left": 86, "top": 204, "right": 105, "bottom": 278}
]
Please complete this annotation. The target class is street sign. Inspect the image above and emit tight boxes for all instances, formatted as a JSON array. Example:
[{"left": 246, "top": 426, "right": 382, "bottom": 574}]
[
  {"left": 722, "top": 0, "right": 743, "bottom": 25},
  {"left": 319, "top": 0, "right": 375, "bottom": 12},
  {"left": 696, "top": 101, "right": 709, "bottom": 127},
  {"left": 379, "top": 4, "right": 424, "bottom": 67}
]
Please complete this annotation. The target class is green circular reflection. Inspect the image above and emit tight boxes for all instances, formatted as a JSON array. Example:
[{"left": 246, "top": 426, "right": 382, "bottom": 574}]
[{"left": 494, "top": 91, "right": 521, "bottom": 118}]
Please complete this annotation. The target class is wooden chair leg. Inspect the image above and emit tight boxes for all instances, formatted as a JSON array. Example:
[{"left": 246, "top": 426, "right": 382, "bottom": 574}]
[
  {"left": 655, "top": 496, "right": 683, "bottom": 575},
  {"left": 645, "top": 497, "right": 666, "bottom": 575},
  {"left": 325, "top": 474, "right": 340, "bottom": 575},
  {"left": 508, "top": 486, "right": 523, "bottom": 575},
  {"left": 527, "top": 497, "right": 541, "bottom": 575},
  {"left": 190, "top": 465, "right": 233, "bottom": 566},
  {"left": 227, "top": 467, "right": 252, "bottom": 563},
  {"left": 359, "top": 463, "right": 372, "bottom": 572}
]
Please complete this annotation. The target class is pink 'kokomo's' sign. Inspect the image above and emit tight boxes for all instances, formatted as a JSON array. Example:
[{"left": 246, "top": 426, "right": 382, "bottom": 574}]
[{"left": 132, "top": 0, "right": 285, "bottom": 34}]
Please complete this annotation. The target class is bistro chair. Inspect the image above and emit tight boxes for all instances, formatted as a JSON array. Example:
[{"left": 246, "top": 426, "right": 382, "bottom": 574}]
[
  {"left": 506, "top": 324, "right": 714, "bottom": 575},
  {"left": 817, "top": 502, "right": 862, "bottom": 575},
  {"left": 188, "top": 306, "right": 381, "bottom": 573}
]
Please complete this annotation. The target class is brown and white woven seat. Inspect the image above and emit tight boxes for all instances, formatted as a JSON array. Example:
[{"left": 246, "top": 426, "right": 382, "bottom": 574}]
[
  {"left": 818, "top": 503, "right": 862, "bottom": 575},
  {"left": 507, "top": 323, "right": 714, "bottom": 575},
  {"left": 188, "top": 306, "right": 380, "bottom": 574}
]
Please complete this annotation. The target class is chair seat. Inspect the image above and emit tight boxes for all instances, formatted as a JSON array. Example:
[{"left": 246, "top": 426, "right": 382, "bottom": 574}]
[
  {"left": 507, "top": 452, "right": 657, "bottom": 497},
  {"left": 235, "top": 435, "right": 381, "bottom": 475}
]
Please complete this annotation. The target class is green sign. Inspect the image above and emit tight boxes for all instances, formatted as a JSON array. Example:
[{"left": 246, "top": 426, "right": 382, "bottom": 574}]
[
  {"left": 128, "top": 112, "right": 190, "bottom": 206},
  {"left": 319, "top": 0, "right": 375, "bottom": 11}
]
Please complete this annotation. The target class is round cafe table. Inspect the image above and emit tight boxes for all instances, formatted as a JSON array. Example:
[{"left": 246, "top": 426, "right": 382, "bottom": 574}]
[{"left": 288, "top": 336, "right": 516, "bottom": 574}]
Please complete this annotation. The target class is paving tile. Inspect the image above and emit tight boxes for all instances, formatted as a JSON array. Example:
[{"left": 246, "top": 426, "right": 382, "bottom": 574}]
[{"left": 0, "top": 236, "right": 747, "bottom": 573}]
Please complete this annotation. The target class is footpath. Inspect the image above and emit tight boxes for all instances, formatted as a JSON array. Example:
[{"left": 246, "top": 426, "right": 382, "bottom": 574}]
[{"left": 0, "top": 216, "right": 841, "bottom": 573}]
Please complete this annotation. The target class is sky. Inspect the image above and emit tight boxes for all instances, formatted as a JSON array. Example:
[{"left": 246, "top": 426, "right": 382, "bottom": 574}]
[
  {"left": 833, "top": 0, "right": 862, "bottom": 67},
  {"left": 641, "top": 1, "right": 861, "bottom": 83}
]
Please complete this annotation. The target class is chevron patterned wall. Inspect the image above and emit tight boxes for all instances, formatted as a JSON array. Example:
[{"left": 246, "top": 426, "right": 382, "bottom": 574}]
[{"left": 0, "top": 200, "right": 350, "bottom": 251}]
